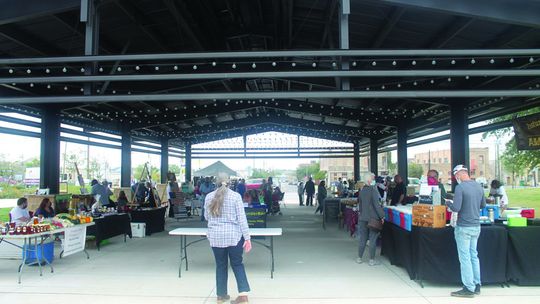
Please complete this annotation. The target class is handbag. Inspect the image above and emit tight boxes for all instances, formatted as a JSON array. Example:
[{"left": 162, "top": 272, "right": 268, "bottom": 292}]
[{"left": 367, "top": 187, "right": 383, "bottom": 232}]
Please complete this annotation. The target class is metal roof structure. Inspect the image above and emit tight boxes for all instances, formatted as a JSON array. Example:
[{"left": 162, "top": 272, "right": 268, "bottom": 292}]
[{"left": 0, "top": 0, "right": 539, "bottom": 155}]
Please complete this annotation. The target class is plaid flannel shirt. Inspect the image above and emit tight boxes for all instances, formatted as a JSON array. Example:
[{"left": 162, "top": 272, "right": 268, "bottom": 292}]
[{"left": 205, "top": 188, "right": 251, "bottom": 248}]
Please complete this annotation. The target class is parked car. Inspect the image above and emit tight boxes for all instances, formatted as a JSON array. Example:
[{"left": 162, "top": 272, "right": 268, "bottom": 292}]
[
  {"left": 475, "top": 177, "right": 488, "bottom": 188},
  {"left": 245, "top": 178, "right": 264, "bottom": 191}
]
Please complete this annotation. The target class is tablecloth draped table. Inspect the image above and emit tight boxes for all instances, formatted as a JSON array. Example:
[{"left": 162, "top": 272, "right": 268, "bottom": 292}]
[
  {"left": 130, "top": 207, "right": 167, "bottom": 235},
  {"left": 506, "top": 226, "right": 540, "bottom": 286},
  {"left": 87, "top": 213, "right": 132, "bottom": 250},
  {"left": 382, "top": 222, "right": 508, "bottom": 286}
]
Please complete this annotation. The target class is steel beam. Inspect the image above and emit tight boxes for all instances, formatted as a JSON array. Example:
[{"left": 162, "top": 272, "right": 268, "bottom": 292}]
[
  {"left": 397, "top": 124, "right": 408, "bottom": 183},
  {"left": 1, "top": 90, "right": 539, "bottom": 104},
  {"left": 3, "top": 49, "right": 540, "bottom": 65},
  {"left": 121, "top": 126, "right": 132, "bottom": 187},
  {"left": 40, "top": 108, "right": 61, "bottom": 194},
  {"left": 370, "top": 138, "right": 379, "bottom": 175},
  {"left": 185, "top": 142, "right": 192, "bottom": 182},
  {"left": 379, "top": 0, "right": 540, "bottom": 28},
  {"left": 160, "top": 137, "right": 168, "bottom": 183},
  {"left": 450, "top": 102, "right": 469, "bottom": 191},
  {"left": 3, "top": 69, "right": 538, "bottom": 84},
  {"left": 0, "top": 0, "right": 79, "bottom": 26}
]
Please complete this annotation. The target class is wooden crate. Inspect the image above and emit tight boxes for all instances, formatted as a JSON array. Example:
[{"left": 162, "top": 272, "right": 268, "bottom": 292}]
[{"left": 412, "top": 204, "right": 447, "bottom": 228}]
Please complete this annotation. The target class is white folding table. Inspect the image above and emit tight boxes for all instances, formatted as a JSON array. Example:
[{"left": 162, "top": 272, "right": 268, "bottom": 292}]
[{"left": 169, "top": 227, "right": 282, "bottom": 278}]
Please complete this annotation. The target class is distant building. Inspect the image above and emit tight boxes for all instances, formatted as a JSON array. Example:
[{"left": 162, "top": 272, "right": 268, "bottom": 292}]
[
  {"left": 412, "top": 148, "right": 492, "bottom": 182},
  {"left": 320, "top": 154, "right": 390, "bottom": 182}
]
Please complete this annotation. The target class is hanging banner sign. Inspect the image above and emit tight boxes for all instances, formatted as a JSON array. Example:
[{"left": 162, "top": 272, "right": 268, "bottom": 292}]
[{"left": 513, "top": 113, "right": 540, "bottom": 150}]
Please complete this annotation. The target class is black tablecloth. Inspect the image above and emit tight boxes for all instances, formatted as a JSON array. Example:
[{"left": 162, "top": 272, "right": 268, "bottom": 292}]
[
  {"left": 87, "top": 213, "right": 132, "bottom": 250},
  {"left": 382, "top": 223, "right": 507, "bottom": 284},
  {"left": 507, "top": 226, "right": 540, "bottom": 285},
  {"left": 130, "top": 207, "right": 167, "bottom": 235}
]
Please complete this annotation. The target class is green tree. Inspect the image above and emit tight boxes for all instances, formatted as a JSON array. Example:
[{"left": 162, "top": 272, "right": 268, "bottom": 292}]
[
  {"left": 133, "top": 164, "right": 160, "bottom": 182},
  {"left": 386, "top": 151, "right": 397, "bottom": 175},
  {"left": 24, "top": 158, "right": 40, "bottom": 168},
  {"left": 500, "top": 138, "right": 539, "bottom": 187},
  {"left": 408, "top": 163, "right": 424, "bottom": 178},
  {"left": 250, "top": 168, "right": 278, "bottom": 179},
  {"left": 296, "top": 162, "right": 326, "bottom": 181},
  {"left": 169, "top": 164, "right": 181, "bottom": 176}
]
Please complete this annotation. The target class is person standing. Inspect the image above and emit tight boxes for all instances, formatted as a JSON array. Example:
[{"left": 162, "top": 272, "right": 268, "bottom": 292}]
[
  {"left": 488, "top": 180, "right": 509, "bottom": 212},
  {"left": 304, "top": 177, "right": 316, "bottom": 206},
  {"left": 389, "top": 175, "right": 406, "bottom": 206},
  {"left": 356, "top": 173, "right": 385, "bottom": 266},
  {"left": 91, "top": 179, "right": 111, "bottom": 207},
  {"left": 446, "top": 165, "right": 486, "bottom": 298},
  {"left": 200, "top": 177, "right": 216, "bottom": 221},
  {"left": 297, "top": 181, "right": 305, "bottom": 206},
  {"left": 205, "top": 176, "right": 252, "bottom": 304},
  {"left": 315, "top": 180, "right": 327, "bottom": 214},
  {"left": 336, "top": 177, "right": 344, "bottom": 195},
  {"left": 236, "top": 179, "right": 247, "bottom": 198}
]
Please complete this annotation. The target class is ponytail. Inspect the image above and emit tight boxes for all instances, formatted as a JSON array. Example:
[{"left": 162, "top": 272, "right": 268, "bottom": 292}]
[{"left": 209, "top": 182, "right": 228, "bottom": 217}]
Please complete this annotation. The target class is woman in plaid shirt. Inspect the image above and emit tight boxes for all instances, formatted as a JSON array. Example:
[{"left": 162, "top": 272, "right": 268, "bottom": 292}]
[{"left": 205, "top": 175, "right": 252, "bottom": 304}]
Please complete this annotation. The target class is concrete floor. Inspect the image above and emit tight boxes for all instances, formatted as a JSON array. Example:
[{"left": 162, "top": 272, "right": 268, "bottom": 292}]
[{"left": 1, "top": 193, "right": 540, "bottom": 304}]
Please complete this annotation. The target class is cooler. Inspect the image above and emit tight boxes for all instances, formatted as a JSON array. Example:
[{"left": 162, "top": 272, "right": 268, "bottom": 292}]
[
  {"left": 508, "top": 217, "right": 527, "bottom": 227},
  {"left": 23, "top": 241, "right": 54, "bottom": 264},
  {"left": 392, "top": 210, "right": 401, "bottom": 226},
  {"left": 482, "top": 205, "right": 500, "bottom": 220},
  {"left": 521, "top": 208, "right": 535, "bottom": 219},
  {"left": 403, "top": 213, "right": 412, "bottom": 231},
  {"left": 399, "top": 213, "right": 406, "bottom": 229}
]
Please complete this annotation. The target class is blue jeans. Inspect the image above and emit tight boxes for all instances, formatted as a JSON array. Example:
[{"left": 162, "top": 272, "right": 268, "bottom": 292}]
[
  {"left": 454, "top": 225, "right": 481, "bottom": 292},
  {"left": 211, "top": 238, "right": 250, "bottom": 297}
]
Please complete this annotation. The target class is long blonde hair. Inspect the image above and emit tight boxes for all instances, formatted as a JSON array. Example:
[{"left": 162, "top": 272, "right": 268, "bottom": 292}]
[{"left": 209, "top": 174, "right": 229, "bottom": 217}]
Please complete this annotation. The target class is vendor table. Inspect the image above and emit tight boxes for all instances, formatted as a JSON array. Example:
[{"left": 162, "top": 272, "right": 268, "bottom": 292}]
[
  {"left": 130, "top": 207, "right": 167, "bottom": 235},
  {"left": 322, "top": 198, "right": 340, "bottom": 230},
  {"left": 382, "top": 222, "right": 508, "bottom": 286},
  {"left": 169, "top": 228, "right": 282, "bottom": 278},
  {"left": 507, "top": 226, "right": 540, "bottom": 285},
  {"left": 87, "top": 213, "right": 132, "bottom": 250},
  {"left": 0, "top": 223, "right": 94, "bottom": 284}
]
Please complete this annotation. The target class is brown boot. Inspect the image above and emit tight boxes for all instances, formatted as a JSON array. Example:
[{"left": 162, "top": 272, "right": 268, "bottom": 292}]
[
  {"left": 217, "top": 295, "right": 230, "bottom": 303},
  {"left": 231, "top": 295, "right": 248, "bottom": 304}
]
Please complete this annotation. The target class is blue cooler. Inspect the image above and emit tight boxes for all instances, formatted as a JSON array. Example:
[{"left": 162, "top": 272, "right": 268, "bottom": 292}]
[
  {"left": 392, "top": 210, "right": 401, "bottom": 226},
  {"left": 23, "top": 241, "right": 54, "bottom": 264},
  {"left": 482, "top": 205, "right": 500, "bottom": 220},
  {"left": 404, "top": 213, "right": 412, "bottom": 231}
]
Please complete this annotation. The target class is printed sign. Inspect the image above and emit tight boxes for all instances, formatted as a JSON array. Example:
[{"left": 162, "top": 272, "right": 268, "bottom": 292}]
[
  {"left": 244, "top": 208, "right": 267, "bottom": 228},
  {"left": 513, "top": 113, "right": 540, "bottom": 150},
  {"left": 62, "top": 225, "right": 87, "bottom": 257}
]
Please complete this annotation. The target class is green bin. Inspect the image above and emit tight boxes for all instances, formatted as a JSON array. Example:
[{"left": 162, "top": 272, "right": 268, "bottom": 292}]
[{"left": 508, "top": 217, "right": 527, "bottom": 227}]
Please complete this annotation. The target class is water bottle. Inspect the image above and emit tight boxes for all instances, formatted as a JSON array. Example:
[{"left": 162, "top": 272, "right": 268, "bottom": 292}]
[{"left": 488, "top": 208, "right": 495, "bottom": 222}]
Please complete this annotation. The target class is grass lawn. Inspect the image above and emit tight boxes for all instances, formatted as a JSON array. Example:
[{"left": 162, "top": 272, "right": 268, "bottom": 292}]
[
  {"left": 0, "top": 207, "right": 10, "bottom": 223},
  {"left": 506, "top": 187, "right": 540, "bottom": 210}
]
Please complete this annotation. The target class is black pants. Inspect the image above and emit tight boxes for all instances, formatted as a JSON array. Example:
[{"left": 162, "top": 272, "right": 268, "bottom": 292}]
[
  {"left": 315, "top": 196, "right": 324, "bottom": 214},
  {"left": 298, "top": 194, "right": 304, "bottom": 206},
  {"left": 306, "top": 194, "right": 314, "bottom": 206}
]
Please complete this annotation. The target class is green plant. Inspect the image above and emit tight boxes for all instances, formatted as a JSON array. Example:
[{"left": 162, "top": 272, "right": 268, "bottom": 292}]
[{"left": 408, "top": 163, "right": 424, "bottom": 178}]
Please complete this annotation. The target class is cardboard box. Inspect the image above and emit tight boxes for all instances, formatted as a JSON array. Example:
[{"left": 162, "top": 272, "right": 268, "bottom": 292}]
[
  {"left": 130, "top": 222, "right": 146, "bottom": 237},
  {"left": 412, "top": 204, "right": 447, "bottom": 228}
]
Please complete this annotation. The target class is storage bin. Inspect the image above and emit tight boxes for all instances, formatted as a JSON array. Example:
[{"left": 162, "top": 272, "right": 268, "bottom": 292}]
[
  {"left": 399, "top": 213, "right": 405, "bottom": 229},
  {"left": 388, "top": 209, "right": 394, "bottom": 223},
  {"left": 23, "top": 241, "right": 54, "bottom": 264},
  {"left": 130, "top": 222, "right": 146, "bottom": 238},
  {"left": 508, "top": 217, "right": 527, "bottom": 227},
  {"left": 521, "top": 208, "right": 535, "bottom": 219},
  {"left": 404, "top": 213, "right": 412, "bottom": 231},
  {"left": 392, "top": 210, "right": 401, "bottom": 226}
]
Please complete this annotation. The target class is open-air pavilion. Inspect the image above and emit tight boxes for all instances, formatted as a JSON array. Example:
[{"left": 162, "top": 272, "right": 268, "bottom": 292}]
[{"left": 0, "top": 0, "right": 540, "bottom": 303}]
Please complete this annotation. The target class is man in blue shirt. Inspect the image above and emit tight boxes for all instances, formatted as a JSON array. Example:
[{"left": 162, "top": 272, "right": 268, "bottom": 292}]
[
  {"left": 446, "top": 165, "right": 486, "bottom": 298},
  {"left": 200, "top": 176, "right": 216, "bottom": 221}
]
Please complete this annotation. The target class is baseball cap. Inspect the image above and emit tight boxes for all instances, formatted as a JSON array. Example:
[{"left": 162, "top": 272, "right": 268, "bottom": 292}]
[{"left": 452, "top": 164, "right": 468, "bottom": 175}]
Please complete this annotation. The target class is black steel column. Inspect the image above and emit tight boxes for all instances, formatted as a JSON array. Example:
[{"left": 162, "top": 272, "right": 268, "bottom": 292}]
[
  {"left": 339, "top": 0, "right": 350, "bottom": 91},
  {"left": 160, "top": 137, "right": 169, "bottom": 184},
  {"left": 397, "top": 124, "right": 408, "bottom": 183},
  {"left": 353, "top": 142, "right": 360, "bottom": 181},
  {"left": 450, "top": 102, "right": 470, "bottom": 191},
  {"left": 370, "top": 138, "right": 378, "bottom": 175},
  {"left": 185, "top": 142, "right": 192, "bottom": 182},
  {"left": 40, "top": 108, "right": 61, "bottom": 194},
  {"left": 120, "top": 127, "right": 131, "bottom": 187},
  {"left": 81, "top": 0, "right": 99, "bottom": 95}
]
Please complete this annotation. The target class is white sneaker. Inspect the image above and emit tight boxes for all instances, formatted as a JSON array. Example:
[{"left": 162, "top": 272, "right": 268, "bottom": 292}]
[
  {"left": 368, "top": 259, "right": 380, "bottom": 266},
  {"left": 356, "top": 257, "right": 363, "bottom": 264}
]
